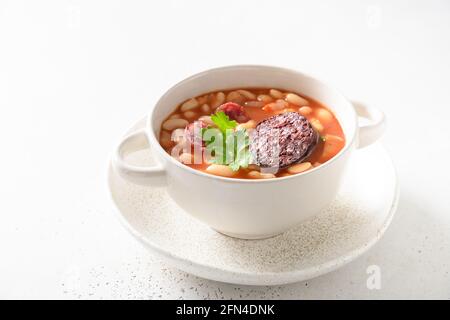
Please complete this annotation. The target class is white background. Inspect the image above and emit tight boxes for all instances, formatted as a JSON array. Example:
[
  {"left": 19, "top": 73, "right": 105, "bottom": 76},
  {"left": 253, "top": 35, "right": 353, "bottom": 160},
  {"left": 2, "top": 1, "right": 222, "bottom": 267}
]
[{"left": 0, "top": 0, "right": 449, "bottom": 299}]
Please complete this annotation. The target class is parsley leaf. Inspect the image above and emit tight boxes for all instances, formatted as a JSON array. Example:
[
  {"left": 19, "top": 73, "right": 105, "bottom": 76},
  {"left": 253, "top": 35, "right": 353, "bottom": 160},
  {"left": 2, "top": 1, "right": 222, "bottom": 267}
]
[
  {"left": 210, "top": 111, "right": 237, "bottom": 133},
  {"left": 202, "top": 112, "right": 252, "bottom": 171},
  {"left": 228, "top": 129, "right": 251, "bottom": 171}
]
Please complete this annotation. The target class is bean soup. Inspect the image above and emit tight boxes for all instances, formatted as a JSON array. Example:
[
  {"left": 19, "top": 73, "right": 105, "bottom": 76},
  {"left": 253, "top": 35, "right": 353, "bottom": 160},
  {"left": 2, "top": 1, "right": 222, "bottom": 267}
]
[{"left": 159, "top": 88, "right": 345, "bottom": 179}]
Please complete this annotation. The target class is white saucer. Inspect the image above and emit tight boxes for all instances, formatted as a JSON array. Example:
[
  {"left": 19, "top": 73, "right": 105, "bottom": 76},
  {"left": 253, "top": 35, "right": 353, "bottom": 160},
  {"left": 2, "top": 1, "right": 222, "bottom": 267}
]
[{"left": 108, "top": 117, "right": 399, "bottom": 286}]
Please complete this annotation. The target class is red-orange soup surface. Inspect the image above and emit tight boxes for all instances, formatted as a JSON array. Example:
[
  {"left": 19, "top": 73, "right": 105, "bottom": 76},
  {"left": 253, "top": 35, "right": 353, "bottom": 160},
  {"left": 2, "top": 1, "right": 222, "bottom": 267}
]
[{"left": 159, "top": 88, "right": 345, "bottom": 179}]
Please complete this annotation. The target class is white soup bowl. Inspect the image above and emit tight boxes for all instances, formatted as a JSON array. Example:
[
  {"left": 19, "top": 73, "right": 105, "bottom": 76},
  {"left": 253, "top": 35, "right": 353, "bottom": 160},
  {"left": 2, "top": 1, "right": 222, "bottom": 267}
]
[{"left": 113, "top": 65, "right": 385, "bottom": 239}]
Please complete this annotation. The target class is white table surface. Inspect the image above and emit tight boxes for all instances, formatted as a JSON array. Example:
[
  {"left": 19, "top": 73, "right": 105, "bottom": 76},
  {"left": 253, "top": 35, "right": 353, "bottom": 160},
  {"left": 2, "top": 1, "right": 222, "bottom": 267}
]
[{"left": 0, "top": 0, "right": 449, "bottom": 299}]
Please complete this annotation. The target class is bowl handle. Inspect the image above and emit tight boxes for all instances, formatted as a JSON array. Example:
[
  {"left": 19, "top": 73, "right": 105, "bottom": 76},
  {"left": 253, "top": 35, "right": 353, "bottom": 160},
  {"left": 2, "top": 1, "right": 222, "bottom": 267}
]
[
  {"left": 112, "top": 129, "right": 167, "bottom": 186},
  {"left": 353, "top": 101, "right": 386, "bottom": 149}
]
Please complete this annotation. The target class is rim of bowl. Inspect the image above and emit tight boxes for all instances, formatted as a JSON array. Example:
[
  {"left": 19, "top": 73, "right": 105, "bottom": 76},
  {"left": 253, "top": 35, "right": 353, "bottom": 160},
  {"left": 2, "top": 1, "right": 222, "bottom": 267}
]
[{"left": 147, "top": 64, "right": 357, "bottom": 183}]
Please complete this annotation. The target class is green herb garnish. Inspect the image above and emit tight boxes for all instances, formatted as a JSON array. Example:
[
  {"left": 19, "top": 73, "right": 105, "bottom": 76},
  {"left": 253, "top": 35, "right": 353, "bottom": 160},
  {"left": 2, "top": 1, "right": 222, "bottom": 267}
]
[
  {"left": 210, "top": 111, "right": 238, "bottom": 132},
  {"left": 228, "top": 128, "right": 252, "bottom": 171},
  {"left": 202, "top": 111, "right": 252, "bottom": 171}
]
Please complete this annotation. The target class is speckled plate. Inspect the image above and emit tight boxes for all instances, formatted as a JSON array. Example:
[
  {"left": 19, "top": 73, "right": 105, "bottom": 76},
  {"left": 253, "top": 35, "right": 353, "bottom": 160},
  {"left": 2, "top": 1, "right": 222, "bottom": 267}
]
[{"left": 108, "top": 117, "right": 399, "bottom": 286}]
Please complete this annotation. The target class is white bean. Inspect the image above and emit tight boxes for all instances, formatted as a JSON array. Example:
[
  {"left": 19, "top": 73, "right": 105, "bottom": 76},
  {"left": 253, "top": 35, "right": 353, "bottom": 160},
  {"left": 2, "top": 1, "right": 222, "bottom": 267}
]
[
  {"left": 197, "top": 95, "right": 208, "bottom": 105},
  {"left": 310, "top": 118, "right": 324, "bottom": 132},
  {"left": 257, "top": 94, "right": 274, "bottom": 104},
  {"left": 287, "top": 162, "right": 312, "bottom": 174},
  {"left": 316, "top": 108, "right": 333, "bottom": 124},
  {"left": 201, "top": 103, "right": 210, "bottom": 113},
  {"left": 276, "top": 99, "right": 288, "bottom": 108},
  {"left": 274, "top": 100, "right": 288, "bottom": 110},
  {"left": 247, "top": 171, "right": 276, "bottom": 179},
  {"left": 237, "top": 89, "right": 256, "bottom": 100},
  {"left": 263, "top": 100, "right": 287, "bottom": 111},
  {"left": 178, "top": 152, "right": 193, "bottom": 164},
  {"left": 162, "top": 118, "right": 189, "bottom": 131},
  {"left": 236, "top": 120, "right": 257, "bottom": 130},
  {"left": 263, "top": 102, "right": 280, "bottom": 111},
  {"left": 198, "top": 115, "right": 215, "bottom": 126},
  {"left": 211, "top": 92, "right": 225, "bottom": 109},
  {"left": 244, "top": 101, "right": 265, "bottom": 108},
  {"left": 269, "top": 89, "right": 283, "bottom": 99},
  {"left": 171, "top": 128, "right": 185, "bottom": 143},
  {"left": 206, "top": 164, "right": 237, "bottom": 177},
  {"left": 285, "top": 93, "right": 309, "bottom": 106},
  {"left": 226, "top": 91, "right": 244, "bottom": 103},
  {"left": 183, "top": 111, "right": 197, "bottom": 119},
  {"left": 169, "top": 113, "right": 181, "bottom": 119},
  {"left": 299, "top": 106, "right": 313, "bottom": 116},
  {"left": 180, "top": 98, "right": 199, "bottom": 112}
]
